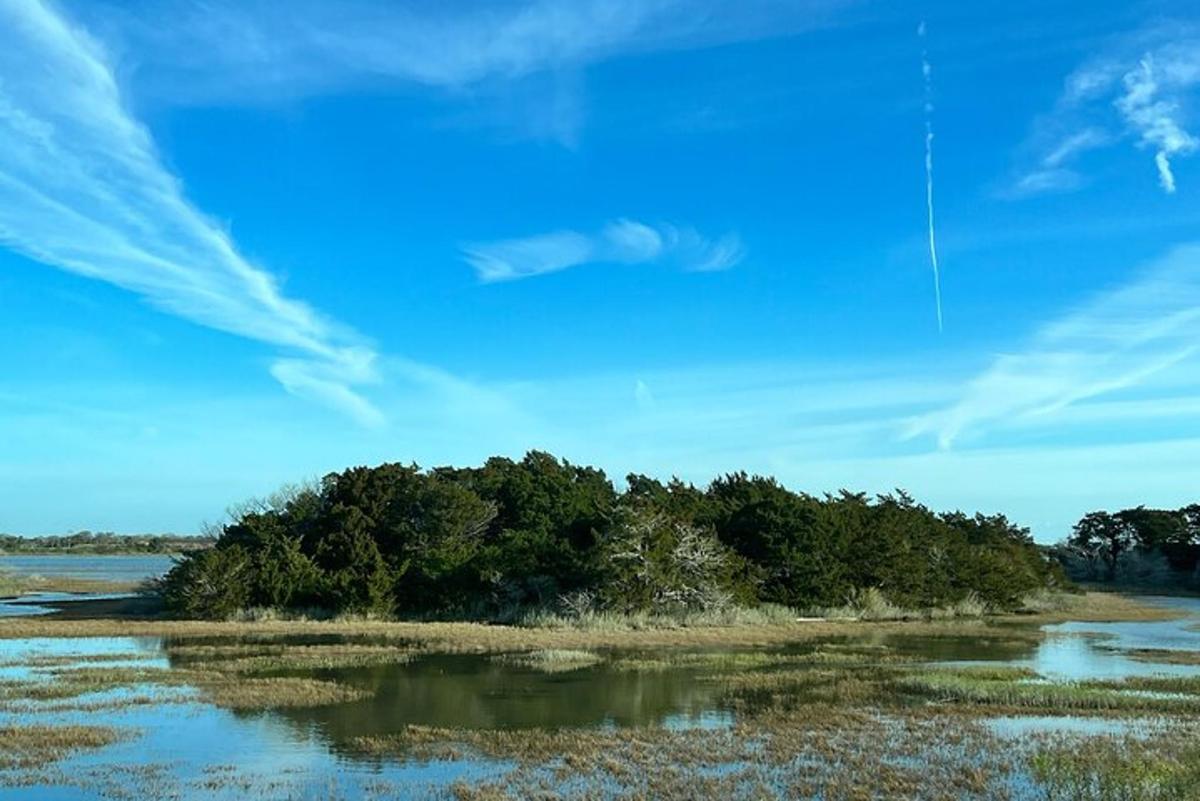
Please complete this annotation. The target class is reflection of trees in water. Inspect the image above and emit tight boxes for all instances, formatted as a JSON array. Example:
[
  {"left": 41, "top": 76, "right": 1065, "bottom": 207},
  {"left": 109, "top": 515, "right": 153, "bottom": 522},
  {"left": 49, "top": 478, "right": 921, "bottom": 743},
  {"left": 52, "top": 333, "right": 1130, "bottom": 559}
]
[
  {"left": 204, "top": 633, "right": 1043, "bottom": 761},
  {"left": 877, "top": 633, "right": 1038, "bottom": 663},
  {"left": 267, "top": 653, "right": 725, "bottom": 750}
]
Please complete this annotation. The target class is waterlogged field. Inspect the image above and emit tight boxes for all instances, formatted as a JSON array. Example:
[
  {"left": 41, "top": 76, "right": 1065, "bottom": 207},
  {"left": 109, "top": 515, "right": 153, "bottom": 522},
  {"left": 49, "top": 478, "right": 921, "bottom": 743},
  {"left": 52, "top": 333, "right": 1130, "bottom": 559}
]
[{"left": 0, "top": 596, "right": 1198, "bottom": 800}]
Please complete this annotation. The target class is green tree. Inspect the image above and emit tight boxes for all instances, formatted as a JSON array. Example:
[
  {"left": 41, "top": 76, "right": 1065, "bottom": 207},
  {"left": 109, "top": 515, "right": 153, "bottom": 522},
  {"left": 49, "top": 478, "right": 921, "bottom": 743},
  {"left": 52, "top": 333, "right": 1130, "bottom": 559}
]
[
  {"left": 1116, "top": 506, "right": 1189, "bottom": 550},
  {"left": 160, "top": 545, "right": 252, "bottom": 619},
  {"left": 1070, "top": 511, "right": 1134, "bottom": 581},
  {"left": 312, "top": 505, "right": 395, "bottom": 615},
  {"left": 707, "top": 474, "right": 848, "bottom": 607}
]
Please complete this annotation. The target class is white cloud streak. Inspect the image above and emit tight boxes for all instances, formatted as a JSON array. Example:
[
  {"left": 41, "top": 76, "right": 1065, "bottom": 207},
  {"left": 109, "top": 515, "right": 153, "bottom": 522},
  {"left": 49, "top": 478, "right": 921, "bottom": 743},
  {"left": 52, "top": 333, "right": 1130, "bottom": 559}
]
[
  {"left": 71, "top": 0, "right": 855, "bottom": 103},
  {"left": 1013, "top": 31, "right": 1200, "bottom": 195},
  {"left": 1005, "top": 128, "right": 1111, "bottom": 197},
  {"left": 63, "top": 0, "right": 857, "bottom": 146},
  {"left": 0, "top": 0, "right": 383, "bottom": 425},
  {"left": 462, "top": 219, "right": 744, "bottom": 282},
  {"left": 918, "top": 20, "right": 944, "bottom": 333},
  {"left": 907, "top": 242, "right": 1200, "bottom": 448}
]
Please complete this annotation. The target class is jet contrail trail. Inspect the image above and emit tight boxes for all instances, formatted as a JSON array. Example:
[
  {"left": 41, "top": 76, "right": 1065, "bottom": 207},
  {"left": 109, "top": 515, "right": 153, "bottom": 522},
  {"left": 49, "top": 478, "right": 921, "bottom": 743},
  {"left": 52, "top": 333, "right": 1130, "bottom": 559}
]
[{"left": 918, "top": 21, "right": 944, "bottom": 333}]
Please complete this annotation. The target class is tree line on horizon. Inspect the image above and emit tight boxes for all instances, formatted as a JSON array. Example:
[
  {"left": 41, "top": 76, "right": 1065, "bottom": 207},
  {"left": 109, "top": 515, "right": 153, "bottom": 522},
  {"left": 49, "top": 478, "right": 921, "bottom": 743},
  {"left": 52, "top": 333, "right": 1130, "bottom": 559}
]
[
  {"left": 160, "top": 451, "right": 1064, "bottom": 620},
  {"left": 1055, "top": 504, "right": 1200, "bottom": 590},
  {"left": 0, "top": 531, "right": 213, "bottom": 555}
]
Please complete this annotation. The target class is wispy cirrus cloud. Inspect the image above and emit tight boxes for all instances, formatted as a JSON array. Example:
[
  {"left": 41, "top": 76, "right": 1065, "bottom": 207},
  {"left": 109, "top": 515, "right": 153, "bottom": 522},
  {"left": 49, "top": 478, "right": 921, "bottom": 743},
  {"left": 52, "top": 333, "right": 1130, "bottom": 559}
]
[
  {"left": 462, "top": 219, "right": 744, "bottom": 282},
  {"left": 1007, "top": 127, "right": 1111, "bottom": 197},
  {"left": 0, "top": 0, "right": 383, "bottom": 425},
  {"left": 73, "top": 0, "right": 856, "bottom": 103},
  {"left": 65, "top": 0, "right": 858, "bottom": 146},
  {"left": 1010, "top": 28, "right": 1200, "bottom": 196},
  {"left": 907, "top": 242, "right": 1200, "bottom": 448}
]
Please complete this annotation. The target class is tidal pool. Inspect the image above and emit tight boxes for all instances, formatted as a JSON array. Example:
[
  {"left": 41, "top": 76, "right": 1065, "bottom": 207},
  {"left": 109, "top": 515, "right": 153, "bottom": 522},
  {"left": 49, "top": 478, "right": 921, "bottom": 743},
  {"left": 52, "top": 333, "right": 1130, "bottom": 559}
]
[{"left": 1, "top": 597, "right": 1198, "bottom": 799}]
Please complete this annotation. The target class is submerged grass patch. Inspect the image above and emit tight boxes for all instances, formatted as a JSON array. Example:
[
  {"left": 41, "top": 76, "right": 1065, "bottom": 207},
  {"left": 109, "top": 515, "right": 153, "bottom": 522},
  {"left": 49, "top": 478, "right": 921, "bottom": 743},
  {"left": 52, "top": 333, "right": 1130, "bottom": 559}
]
[
  {"left": 200, "top": 677, "right": 371, "bottom": 710},
  {"left": 0, "top": 660, "right": 371, "bottom": 712},
  {"left": 0, "top": 725, "right": 126, "bottom": 770},
  {"left": 491, "top": 649, "right": 604, "bottom": 673},
  {"left": 898, "top": 668, "right": 1200, "bottom": 714},
  {"left": 165, "top": 641, "right": 417, "bottom": 672},
  {"left": 352, "top": 710, "right": 1010, "bottom": 801},
  {"left": 1121, "top": 648, "right": 1200, "bottom": 666},
  {"left": 1030, "top": 732, "right": 1200, "bottom": 801}
]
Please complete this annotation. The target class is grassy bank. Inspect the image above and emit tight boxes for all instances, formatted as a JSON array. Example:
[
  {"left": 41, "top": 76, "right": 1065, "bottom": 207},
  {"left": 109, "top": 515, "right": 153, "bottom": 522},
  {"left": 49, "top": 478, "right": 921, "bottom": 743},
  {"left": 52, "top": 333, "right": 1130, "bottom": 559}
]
[{"left": 0, "top": 591, "right": 1174, "bottom": 650}]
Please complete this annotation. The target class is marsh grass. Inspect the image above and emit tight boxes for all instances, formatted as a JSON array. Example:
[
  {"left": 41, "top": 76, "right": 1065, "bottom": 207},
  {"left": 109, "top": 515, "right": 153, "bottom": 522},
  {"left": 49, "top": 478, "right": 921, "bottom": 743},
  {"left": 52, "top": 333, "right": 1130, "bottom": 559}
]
[
  {"left": 0, "top": 570, "right": 26, "bottom": 598},
  {"left": 1031, "top": 734, "right": 1200, "bottom": 801},
  {"left": 1082, "top": 676, "right": 1200, "bottom": 696},
  {"left": 1019, "top": 588, "right": 1086, "bottom": 615},
  {"left": 516, "top": 603, "right": 803, "bottom": 631},
  {"left": 0, "top": 571, "right": 142, "bottom": 597},
  {"left": 814, "top": 588, "right": 989, "bottom": 621},
  {"left": 491, "top": 649, "right": 604, "bottom": 673},
  {"left": 610, "top": 651, "right": 805, "bottom": 672},
  {"left": 1, "top": 660, "right": 371, "bottom": 712},
  {"left": 0, "top": 591, "right": 1156, "bottom": 654},
  {"left": 1017, "top": 592, "right": 1181, "bottom": 623},
  {"left": 1121, "top": 648, "right": 1200, "bottom": 666},
  {"left": 0, "top": 615, "right": 1024, "bottom": 653},
  {"left": 165, "top": 641, "right": 416, "bottom": 672},
  {"left": 0, "top": 652, "right": 156, "bottom": 669},
  {"left": 352, "top": 711, "right": 1010, "bottom": 801},
  {"left": 899, "top": 669, "right": 1200, "bottom": 713},
  {"left": 609, "top": 646, "right": 916, "bottom": 676},
  {"left": 199, "top": 677, "right": 371, "bottom": 710},
  {"left": 0, "top": 725, "right": 125, "bottom": 769}
]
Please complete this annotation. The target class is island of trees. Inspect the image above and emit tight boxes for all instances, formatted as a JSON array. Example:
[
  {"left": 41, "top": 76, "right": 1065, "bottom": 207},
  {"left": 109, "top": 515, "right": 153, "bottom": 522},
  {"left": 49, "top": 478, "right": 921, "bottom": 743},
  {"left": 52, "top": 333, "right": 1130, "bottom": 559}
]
[{"left": 161, "top": 451, "right": 1065, "bottom": 620}]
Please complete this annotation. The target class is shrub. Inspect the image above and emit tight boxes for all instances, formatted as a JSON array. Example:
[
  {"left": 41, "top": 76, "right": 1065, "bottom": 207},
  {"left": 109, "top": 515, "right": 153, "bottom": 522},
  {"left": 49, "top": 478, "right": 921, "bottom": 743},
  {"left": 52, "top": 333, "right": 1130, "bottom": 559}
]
[{"left": 595, "top": 505, "right": 748, "bottom": 616}]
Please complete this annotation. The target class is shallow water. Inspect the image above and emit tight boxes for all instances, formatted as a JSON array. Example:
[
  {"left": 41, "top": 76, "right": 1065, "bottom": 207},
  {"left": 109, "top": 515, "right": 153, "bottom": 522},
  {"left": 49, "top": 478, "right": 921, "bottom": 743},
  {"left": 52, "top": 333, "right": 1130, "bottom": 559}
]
[
  {"left": 0, "top": 553, "right": 175, "bottom": 583},
  {"left": 0, "top": 553, "right": 172, "bottom": 617},
  {"left": 1, "top": 597, "right": 1198, "bottom": 799},
  {"left": 985, "top": 714, "right": 1166, "bottom": 739},
  {"left": 890, "top": 596, "right": 1200, "bottom": 681},
  {"left": 0, "top": 592, "right": 137, "bottom": 619}
]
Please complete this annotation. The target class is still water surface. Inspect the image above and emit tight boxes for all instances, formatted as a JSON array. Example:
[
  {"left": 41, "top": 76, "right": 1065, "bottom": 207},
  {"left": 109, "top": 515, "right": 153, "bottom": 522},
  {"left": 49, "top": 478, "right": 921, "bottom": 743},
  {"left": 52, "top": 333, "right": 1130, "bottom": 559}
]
[
  {"left": 0, "top": 553, "right": 175, "bottom": 583},
  {"left": 0, "top": 554, "right": 175, "bottom": 617}
]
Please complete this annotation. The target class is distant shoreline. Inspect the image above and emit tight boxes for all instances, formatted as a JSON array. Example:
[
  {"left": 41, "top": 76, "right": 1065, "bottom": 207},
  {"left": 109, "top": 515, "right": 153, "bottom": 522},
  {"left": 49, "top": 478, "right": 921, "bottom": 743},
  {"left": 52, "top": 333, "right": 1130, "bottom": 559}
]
[
  {"left": 0, "top": 537, "right": 213, "bottom": 557},
  {"left": 0, "top": 550, "right": 192, "bottom": 557}
]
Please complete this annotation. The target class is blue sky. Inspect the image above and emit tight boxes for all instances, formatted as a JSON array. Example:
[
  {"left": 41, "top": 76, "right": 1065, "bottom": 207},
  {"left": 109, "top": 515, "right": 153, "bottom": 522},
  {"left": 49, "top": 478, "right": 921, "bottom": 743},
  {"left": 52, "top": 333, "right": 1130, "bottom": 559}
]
[{"left": 3, "top": 0, "right": 1200, "bottom": 539}]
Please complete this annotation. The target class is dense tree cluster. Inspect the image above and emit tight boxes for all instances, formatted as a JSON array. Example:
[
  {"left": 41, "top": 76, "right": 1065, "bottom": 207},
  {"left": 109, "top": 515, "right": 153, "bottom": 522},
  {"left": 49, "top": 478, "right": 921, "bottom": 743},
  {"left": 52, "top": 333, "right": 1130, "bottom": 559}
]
[
  {"left": 161, "top": 452, "right": 1063, "bottom": 619},
  {"left": 1056, "top": 504, "right": 1200, "bottom": 588}
]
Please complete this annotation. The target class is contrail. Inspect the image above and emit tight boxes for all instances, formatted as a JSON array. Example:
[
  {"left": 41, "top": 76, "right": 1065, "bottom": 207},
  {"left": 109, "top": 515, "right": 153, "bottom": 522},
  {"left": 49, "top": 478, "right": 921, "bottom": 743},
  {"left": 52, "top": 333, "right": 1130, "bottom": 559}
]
[{"left": 918, "top": 21, "right": 944, "bottom": 333}]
